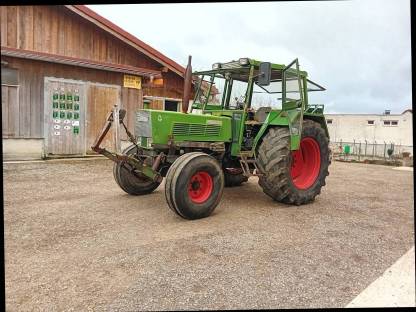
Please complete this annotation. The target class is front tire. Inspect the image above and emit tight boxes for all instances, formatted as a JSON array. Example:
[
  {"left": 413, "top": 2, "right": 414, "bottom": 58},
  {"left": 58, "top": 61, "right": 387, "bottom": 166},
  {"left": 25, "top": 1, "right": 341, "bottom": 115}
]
[
  {"left": 113, "top": 145, "right": 161, "bottom": 195},
  {"left": 165, "top": 152, "right": 224, "bottom": 220},
  {"left": 257, "top": 120, "right": 330, "bottom": 205}
]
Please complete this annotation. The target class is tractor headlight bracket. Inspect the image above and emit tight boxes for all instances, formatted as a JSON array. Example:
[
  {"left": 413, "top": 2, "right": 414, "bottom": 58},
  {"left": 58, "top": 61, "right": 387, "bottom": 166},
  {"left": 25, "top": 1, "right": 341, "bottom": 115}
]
[
  {"left": 239, "top": 58, "right": 249, "bottom": 65},
  {"left": 212, "top": 63, "right": 222, "bottom": 69}
]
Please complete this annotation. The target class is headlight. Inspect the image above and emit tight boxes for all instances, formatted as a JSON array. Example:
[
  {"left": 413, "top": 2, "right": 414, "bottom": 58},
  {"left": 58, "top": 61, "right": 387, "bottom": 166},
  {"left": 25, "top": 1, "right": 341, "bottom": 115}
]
[
  {"left": 239, "top": 58, "right": 249, "bottom": 65},
  {"left": 212, "top": 63, "right": 222, "bottom": 69}
]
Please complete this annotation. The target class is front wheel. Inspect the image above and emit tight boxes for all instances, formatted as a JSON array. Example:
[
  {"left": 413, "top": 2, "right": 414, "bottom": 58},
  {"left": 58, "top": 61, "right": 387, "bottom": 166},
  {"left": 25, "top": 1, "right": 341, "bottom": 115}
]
[
  {"left": 113, "top": 145, "right": 161, "bottom": 195},
  {"left": 165, "top": 152, "right": 224, "bottom": 220},
  {"left": 257, "top": 120, "right": 330, "bottom": 205}
]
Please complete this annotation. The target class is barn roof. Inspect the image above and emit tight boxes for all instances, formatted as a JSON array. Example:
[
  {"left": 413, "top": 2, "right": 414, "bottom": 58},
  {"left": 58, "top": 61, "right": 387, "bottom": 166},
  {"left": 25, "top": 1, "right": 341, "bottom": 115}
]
[{"left": 65, "top": 5, "right": 185, "bottom": 77}]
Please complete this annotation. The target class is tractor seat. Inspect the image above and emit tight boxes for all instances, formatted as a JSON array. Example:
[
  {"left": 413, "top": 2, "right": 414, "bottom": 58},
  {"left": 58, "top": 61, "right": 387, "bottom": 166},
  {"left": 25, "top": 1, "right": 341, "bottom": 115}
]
[{"left": 255, "top": 107, "right": 272, "bottom": 122}]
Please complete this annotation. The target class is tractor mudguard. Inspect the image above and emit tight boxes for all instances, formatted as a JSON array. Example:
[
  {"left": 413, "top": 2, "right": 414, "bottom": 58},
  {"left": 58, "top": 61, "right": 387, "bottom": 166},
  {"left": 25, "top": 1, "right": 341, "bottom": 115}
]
[{"left": 251, "top": 111, "right": 289, "bottom": 155}]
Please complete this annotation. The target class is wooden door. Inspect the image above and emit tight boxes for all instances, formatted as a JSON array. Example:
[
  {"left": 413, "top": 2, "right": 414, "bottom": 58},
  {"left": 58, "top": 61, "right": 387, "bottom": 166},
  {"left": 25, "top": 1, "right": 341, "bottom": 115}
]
[
  {"left": 86, "top": 83, "right": 120, "bottom": 154},
  {"left": 1, "top": 85, "right": 19, "bottom": 138},
  {"left": 44, "top": 78, "right": 86, "bottom": 156}
]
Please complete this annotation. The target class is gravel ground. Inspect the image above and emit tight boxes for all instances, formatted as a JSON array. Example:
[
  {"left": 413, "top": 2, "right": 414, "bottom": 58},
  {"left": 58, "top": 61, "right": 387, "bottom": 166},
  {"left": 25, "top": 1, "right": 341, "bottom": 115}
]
[{"left": 3, "top": 159, "right": 414, "bottom": 311}]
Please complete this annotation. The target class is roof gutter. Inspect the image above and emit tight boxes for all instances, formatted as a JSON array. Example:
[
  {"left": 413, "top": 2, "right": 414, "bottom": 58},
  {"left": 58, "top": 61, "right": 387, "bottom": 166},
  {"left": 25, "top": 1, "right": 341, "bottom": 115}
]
[{"left": 1, "top": 46, "right": 162, "bottom": 78}]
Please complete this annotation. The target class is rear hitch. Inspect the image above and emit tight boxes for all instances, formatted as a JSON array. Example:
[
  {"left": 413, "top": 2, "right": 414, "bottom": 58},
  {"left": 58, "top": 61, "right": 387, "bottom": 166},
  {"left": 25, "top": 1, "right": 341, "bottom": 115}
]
[{"left": 91, "top": 107, "right": 163, "bottom": 183}]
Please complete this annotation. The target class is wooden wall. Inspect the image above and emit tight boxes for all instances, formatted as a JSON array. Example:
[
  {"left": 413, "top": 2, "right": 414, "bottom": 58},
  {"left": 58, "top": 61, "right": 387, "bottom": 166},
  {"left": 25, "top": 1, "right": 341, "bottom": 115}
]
[
  {"left": 1, "top": 56, "right": 141, "bottom": 139},
  {"left": 142, "top": 71, "right": 185, "bottom": 100},
  {"left": 1, "top": 5, "right": 190, "bottom": 142},
  {"left": 0, "top": 5, "right": 185, "bottom": 100},
  {"left": 2, "top": 6, "right": 162, "bottom": 70}
]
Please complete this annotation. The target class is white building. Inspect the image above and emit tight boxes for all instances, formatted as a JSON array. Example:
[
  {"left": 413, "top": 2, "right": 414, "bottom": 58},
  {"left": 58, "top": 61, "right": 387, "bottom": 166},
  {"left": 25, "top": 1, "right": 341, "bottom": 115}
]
[{"left": 325, "top": 109, "right": 413, "bottom": 155}]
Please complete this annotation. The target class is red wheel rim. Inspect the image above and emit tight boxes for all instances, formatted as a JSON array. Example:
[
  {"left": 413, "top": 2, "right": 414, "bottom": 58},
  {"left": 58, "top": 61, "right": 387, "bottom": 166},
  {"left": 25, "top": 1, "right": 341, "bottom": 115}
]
[
  {"left": 290, "top": 137, "right": 321, "bottom": 189},
  {"left": 188, "top": 171, "right": 213, "bottom": 203}
]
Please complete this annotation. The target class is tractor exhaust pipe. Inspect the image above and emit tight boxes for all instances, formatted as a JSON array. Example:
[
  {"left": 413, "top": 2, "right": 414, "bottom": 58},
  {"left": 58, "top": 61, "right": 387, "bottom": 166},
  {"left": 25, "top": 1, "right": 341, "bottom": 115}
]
[{"left": 182, "top": 55, "right": 192, "bottom": 113}]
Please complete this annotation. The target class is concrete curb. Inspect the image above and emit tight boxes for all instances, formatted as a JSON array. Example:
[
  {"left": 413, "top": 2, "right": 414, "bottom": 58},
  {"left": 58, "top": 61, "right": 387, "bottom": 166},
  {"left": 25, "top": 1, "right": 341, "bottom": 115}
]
[
  {"left": 346, "top": 246, "right": 415, "bottom": 308},
  {"left": 392, "top": 167, "right": 413, "bottom": 171}
]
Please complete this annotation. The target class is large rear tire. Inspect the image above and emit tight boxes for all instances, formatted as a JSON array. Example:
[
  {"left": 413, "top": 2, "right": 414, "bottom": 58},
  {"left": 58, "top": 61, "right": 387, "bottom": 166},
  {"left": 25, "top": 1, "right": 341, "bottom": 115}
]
[
  {"left": 165, "top": 152, "right": 224, "bottom": 220},
  {"left": 257, "top": 120, "right": 330, "bottom": 205},
  {"left": 113, "top": 145, "right": 161, "bottom": 195}
]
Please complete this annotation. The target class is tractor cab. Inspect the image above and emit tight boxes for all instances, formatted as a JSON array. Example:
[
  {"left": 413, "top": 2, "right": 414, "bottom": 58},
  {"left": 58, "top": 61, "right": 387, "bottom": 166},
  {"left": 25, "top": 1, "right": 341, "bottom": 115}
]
[
  {"left": 191, "top": 57, "right": 325, "bottom": 112},
  {"left": 190, "top": 58, "right": 326, "bottom": 154}
]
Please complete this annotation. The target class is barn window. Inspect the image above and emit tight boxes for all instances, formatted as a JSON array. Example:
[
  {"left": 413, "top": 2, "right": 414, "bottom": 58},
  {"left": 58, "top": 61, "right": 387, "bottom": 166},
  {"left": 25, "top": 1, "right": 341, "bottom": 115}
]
[
  {"left": 327, "top": 119, "right": 333, "bottom": 124},
  {"left": 383, "top": 120, "right": 391, "bottom": 126},
  {"left": 164, "top": 100, "right": 179, "bottom": 112},
  {"left": 1, "top": 66, "right": 19, "bottom": 86},
  {"left": 391, "top": 121, "right": 398, "bottom": 126},
  {"left": 367, "top": 120, "right": 374, "bottom": 125}
]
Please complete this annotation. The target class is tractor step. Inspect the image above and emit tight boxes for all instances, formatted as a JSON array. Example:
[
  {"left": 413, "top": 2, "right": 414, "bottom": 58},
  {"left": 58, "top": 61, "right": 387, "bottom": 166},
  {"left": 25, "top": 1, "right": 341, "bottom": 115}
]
[{"left": 239, "top": 153, "right": 263, "bottom": 177}]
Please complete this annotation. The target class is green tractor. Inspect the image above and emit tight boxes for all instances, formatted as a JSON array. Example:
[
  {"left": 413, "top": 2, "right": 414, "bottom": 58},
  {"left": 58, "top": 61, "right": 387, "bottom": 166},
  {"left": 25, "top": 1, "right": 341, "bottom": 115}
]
[{"left": 92, "top": 56, "right": 330, "bottom": 220}]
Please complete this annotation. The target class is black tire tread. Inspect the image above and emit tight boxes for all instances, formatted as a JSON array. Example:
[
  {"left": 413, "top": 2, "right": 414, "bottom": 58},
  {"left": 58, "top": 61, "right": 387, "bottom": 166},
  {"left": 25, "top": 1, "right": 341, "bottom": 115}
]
[
  {"left": 165, "top": 152, "right": 224, "bottom": 220},
  {"left": 113, "top": 145, "right": 160, "bottom": 195},
  {"left": 257, "top": 120, "right": 330, "bottom": 205},
  {"left": 164, "top": 152, "right": 205, "bottom": 216}
]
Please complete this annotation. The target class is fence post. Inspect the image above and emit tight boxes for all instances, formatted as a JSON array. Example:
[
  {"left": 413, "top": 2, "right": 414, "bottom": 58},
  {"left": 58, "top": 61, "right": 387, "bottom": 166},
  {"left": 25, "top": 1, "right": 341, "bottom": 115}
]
[
  {"left": 364, "top": 140, "right": 367, "bottom": 158},
  {"left": 358, "top": 141, "right": 361, "bottom": 161},
  {"left": 353, "top": 139, "right": 356, "bottom": 160},
  {"left": 383, "top": 141, "right": 386, "bottom": 160}
]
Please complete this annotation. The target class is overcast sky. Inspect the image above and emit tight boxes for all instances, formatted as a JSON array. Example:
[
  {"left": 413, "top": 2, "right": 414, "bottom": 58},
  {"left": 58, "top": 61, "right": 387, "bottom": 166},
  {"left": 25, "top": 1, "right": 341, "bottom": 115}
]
[{"left": 88, "top": 0, "right": 411, "bottom": 114}]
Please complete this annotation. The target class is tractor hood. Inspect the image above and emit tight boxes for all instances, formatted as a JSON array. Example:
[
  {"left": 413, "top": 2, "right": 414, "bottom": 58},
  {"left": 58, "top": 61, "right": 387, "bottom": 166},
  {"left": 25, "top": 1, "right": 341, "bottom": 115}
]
[{"left": 135, "top": 109, "right": 232, "bottom": 148}]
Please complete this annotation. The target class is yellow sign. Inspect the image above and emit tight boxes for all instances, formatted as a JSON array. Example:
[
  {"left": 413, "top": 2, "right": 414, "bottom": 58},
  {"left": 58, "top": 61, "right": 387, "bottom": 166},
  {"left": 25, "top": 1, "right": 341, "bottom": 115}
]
[
  {"left": 123, "top": 75, "right": 141, "bottom": 89},
  {"left": 153, "top": 78, "right": 164, "bottom": 86}
]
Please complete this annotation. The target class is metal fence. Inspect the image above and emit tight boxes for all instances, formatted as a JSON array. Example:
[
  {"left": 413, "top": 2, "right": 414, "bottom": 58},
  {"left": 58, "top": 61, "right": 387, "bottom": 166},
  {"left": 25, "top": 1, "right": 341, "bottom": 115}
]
[{"left": 330, "top": 140, "right": 413, "bottom": 161}]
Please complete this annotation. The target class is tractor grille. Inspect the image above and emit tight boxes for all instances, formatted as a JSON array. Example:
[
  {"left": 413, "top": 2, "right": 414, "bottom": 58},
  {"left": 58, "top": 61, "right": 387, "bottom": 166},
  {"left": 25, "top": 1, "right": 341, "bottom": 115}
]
[{"left": 172, "top": 123, "right": 221, "bottom": 137}]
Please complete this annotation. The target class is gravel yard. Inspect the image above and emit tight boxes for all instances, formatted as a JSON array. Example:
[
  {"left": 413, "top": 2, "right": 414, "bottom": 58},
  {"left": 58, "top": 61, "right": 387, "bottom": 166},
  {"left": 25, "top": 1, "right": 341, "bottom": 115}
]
[{"left": 3, "top": 159, "right": 414, "bottom": 310}]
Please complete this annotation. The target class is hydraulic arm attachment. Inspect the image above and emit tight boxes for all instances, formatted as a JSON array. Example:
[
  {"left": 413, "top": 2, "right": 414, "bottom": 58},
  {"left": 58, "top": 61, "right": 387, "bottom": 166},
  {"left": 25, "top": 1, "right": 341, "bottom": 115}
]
[{"left": 91, "top": 107, "right": 164, "bottom": 183}]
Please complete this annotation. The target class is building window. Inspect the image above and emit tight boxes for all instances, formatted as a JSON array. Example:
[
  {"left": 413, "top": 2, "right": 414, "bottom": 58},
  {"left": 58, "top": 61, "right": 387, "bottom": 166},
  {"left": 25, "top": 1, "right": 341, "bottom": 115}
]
[
  {"left": 327, "top": 119, "right": 333, "bottom": 124},
  {"left": 383, "top": 120, "right": 399, "bottom": 126},
  {"left": 164, "top": 100, "right": 179, "bottom": 112},
  {"left": 367, "top": 120, "right": 374, "bottom": 125},
  {"left": 1, "top": 66, "right": 19, "bottom": 86}
]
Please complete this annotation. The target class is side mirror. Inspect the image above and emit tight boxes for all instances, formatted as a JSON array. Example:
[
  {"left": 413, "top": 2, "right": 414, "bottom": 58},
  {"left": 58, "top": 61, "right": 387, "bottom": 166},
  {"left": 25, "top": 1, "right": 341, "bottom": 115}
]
[{"left": 257, "top": 62, "right": 271, "bottom": 86}]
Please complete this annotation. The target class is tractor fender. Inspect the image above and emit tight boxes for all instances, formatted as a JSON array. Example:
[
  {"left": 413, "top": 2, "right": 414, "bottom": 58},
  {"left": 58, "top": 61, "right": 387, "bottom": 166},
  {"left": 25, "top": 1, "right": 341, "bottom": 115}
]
[
  {"left": 252, "top": 113, "right": 329, "bottom": 155},
  {"left": 252, "top": 111, "right": 289, "bottom": 155}
]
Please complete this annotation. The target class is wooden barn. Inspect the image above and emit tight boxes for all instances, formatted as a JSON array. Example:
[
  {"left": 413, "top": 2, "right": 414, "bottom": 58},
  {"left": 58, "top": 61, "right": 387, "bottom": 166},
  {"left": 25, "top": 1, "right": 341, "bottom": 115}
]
[{"left": 1, "top": 5, "right": 190, "bottom": 160}]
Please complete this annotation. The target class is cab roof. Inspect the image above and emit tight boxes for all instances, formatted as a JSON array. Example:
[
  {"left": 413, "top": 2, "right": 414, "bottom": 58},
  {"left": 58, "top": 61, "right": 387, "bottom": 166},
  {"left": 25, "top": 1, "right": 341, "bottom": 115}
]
[
  {"left": 193, "top": 57, "right": 308, "bottom": 82},
  {"left": 193, "top": 58, "right": 325, "bottom": 92}
]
